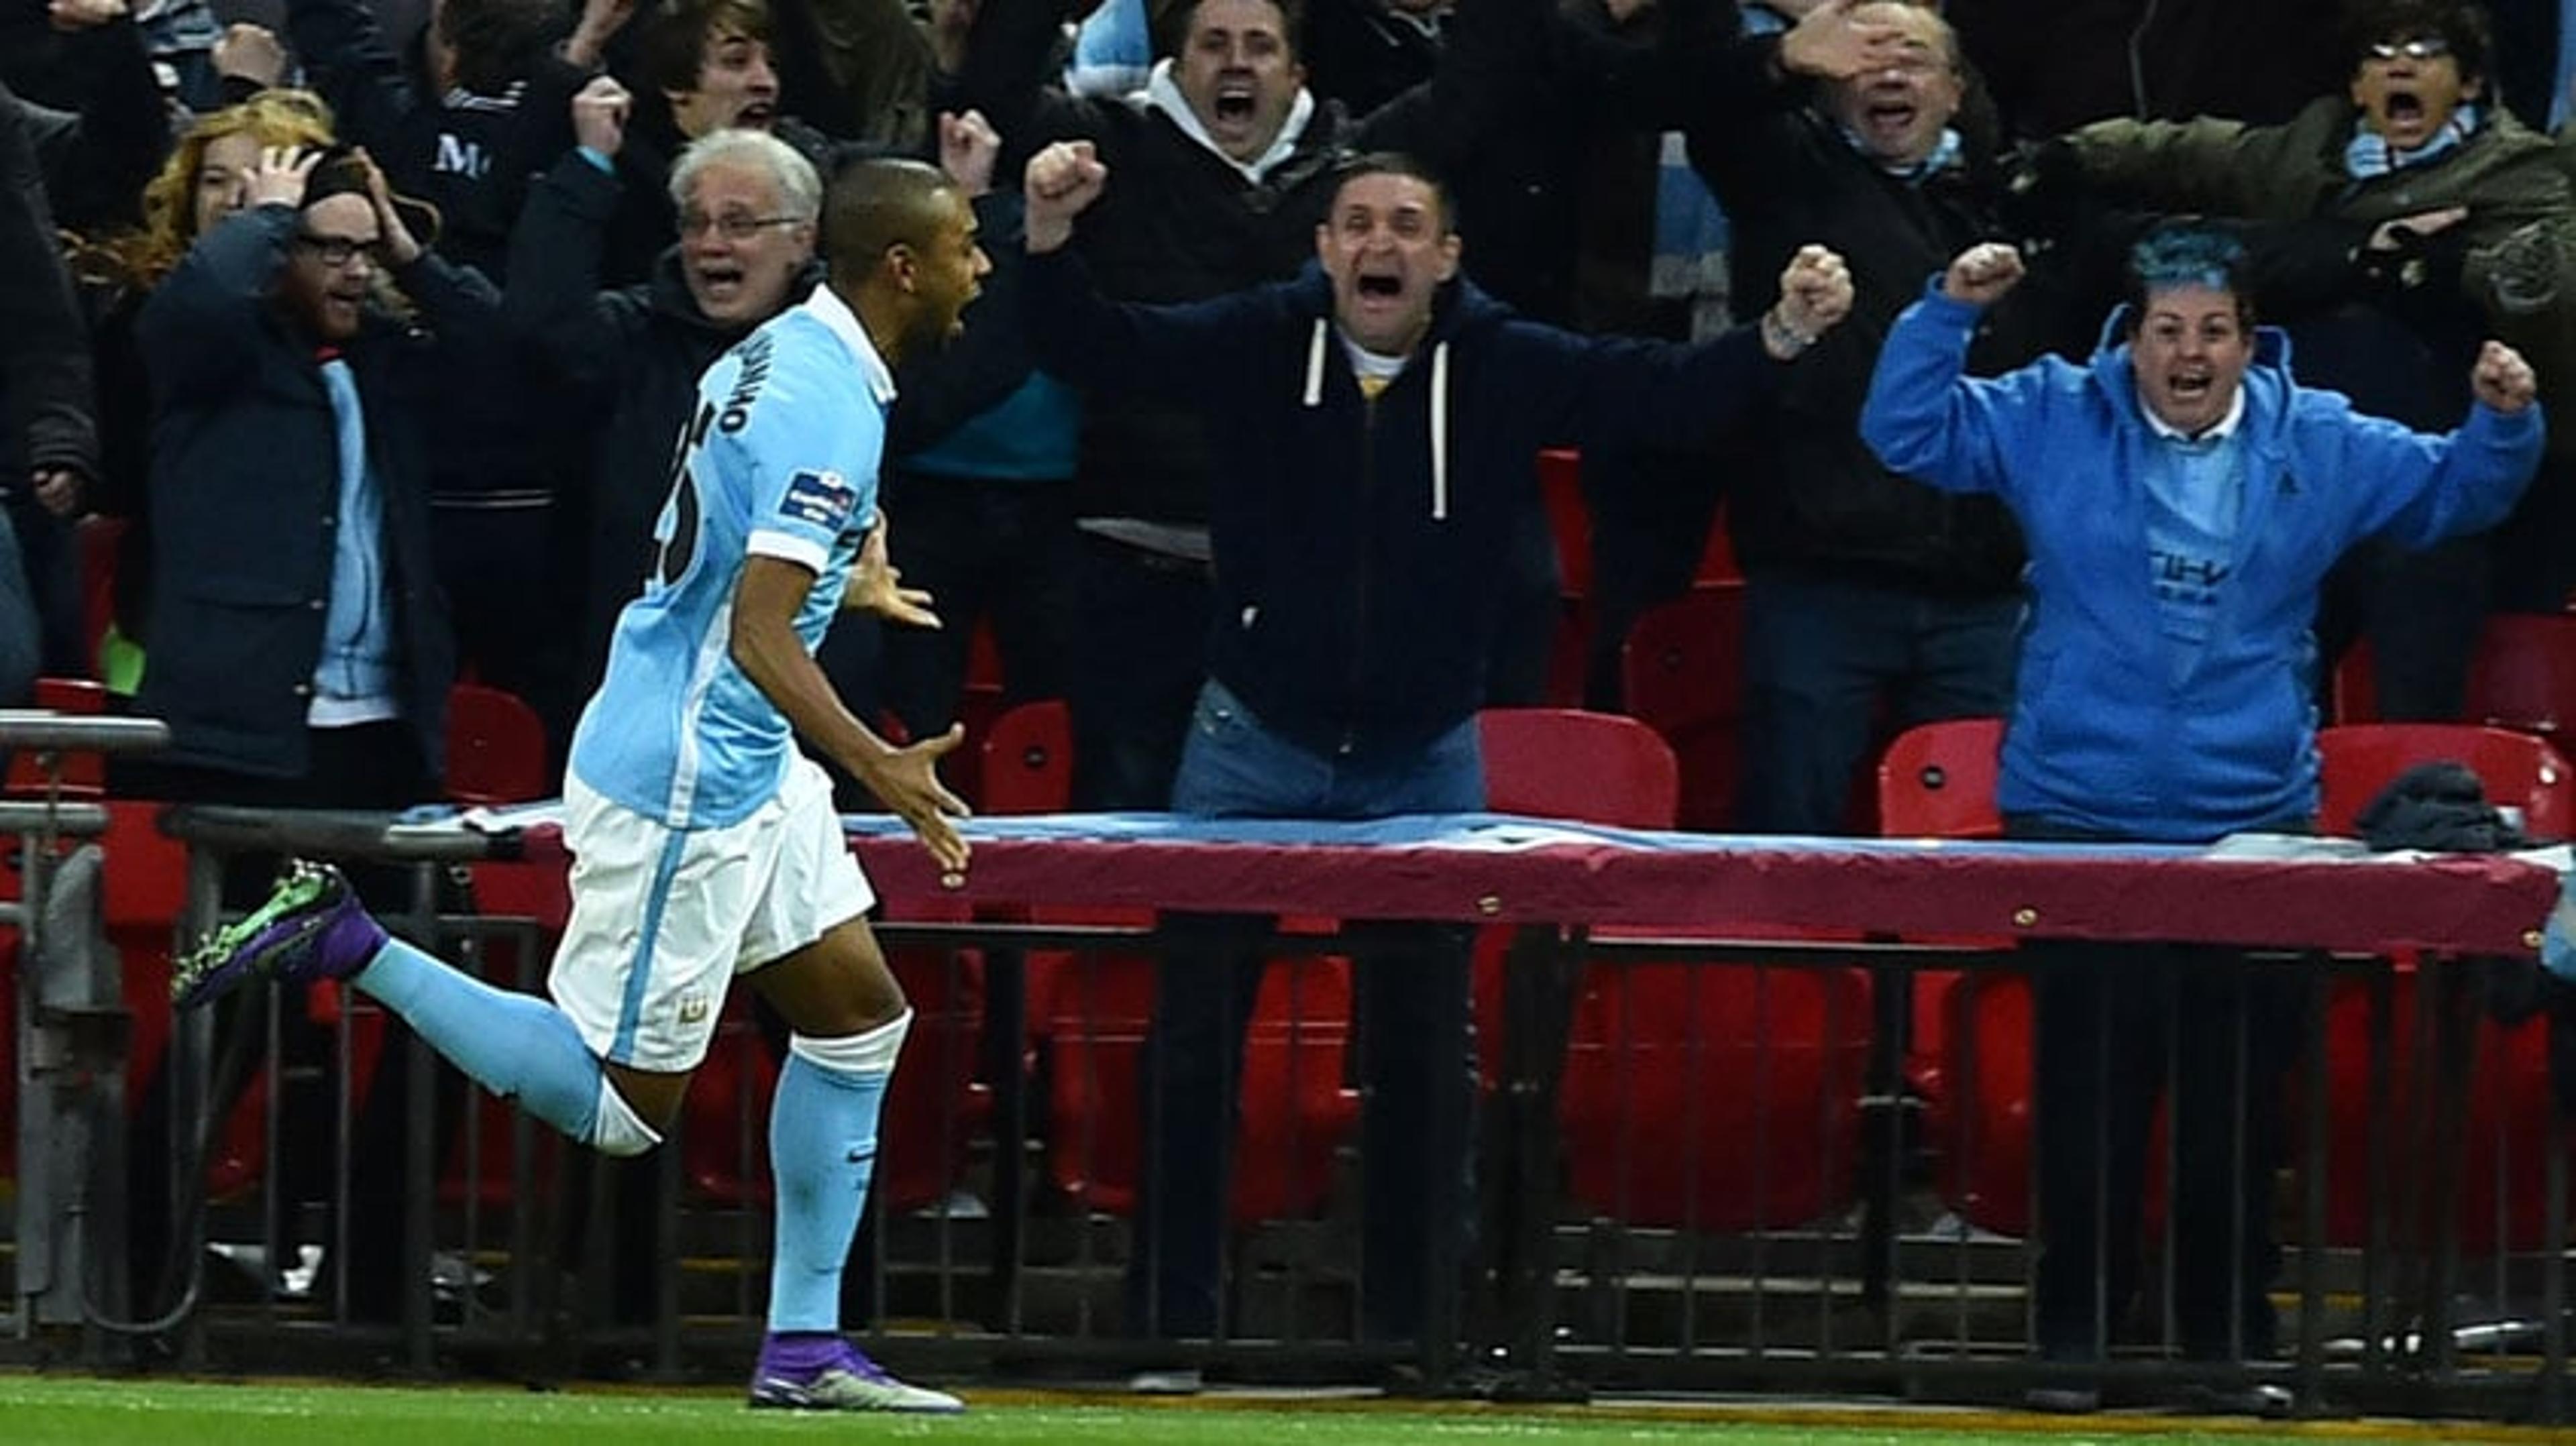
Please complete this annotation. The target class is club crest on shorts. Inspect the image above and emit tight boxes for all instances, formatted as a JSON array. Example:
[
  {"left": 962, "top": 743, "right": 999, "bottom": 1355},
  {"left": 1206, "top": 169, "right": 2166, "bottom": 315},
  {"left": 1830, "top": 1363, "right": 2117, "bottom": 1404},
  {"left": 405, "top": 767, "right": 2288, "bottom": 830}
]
[{"left": 781, "top": 469, "right": 857, "bottom": 531}]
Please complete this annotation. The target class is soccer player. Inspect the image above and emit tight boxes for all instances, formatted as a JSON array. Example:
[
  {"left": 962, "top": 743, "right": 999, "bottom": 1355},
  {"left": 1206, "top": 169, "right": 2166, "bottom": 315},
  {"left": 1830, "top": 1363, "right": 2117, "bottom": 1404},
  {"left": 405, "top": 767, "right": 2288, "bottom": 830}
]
[{"left": 172, "top": 155, "right": 990, "bottom": 1414}]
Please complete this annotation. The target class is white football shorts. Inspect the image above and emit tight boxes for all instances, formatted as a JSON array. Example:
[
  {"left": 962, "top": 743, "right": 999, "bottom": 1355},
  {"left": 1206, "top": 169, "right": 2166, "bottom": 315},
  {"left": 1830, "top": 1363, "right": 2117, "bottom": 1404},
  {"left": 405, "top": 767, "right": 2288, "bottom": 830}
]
[{"left": 549, "top": 753, "right": 875, "bottom": 1071}]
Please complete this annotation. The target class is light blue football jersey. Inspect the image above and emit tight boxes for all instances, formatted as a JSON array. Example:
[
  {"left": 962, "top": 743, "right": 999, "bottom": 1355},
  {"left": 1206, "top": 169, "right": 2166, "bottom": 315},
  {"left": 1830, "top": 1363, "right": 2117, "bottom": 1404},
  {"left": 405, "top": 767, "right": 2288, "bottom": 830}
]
[{"left": 568, "top": 287, "right": 895, "bottom": 828}]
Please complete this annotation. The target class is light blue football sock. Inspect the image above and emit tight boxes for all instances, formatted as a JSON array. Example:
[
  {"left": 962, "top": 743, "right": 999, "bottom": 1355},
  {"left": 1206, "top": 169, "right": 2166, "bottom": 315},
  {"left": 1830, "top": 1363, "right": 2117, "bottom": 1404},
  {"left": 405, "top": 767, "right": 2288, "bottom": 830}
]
[
  {"left": 353, "top": 938, "right": 603, "bottom": 1141},
  {"left": 765, "top": 1014, "right": 908, "bottom": 1333}
]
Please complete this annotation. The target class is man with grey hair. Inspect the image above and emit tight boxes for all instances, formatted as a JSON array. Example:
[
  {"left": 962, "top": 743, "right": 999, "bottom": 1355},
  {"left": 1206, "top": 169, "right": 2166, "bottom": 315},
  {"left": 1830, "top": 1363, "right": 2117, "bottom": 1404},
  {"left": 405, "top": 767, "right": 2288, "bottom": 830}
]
[
  {"left": 180, "top": 148, "right": 987, "bottom": 1416},
  {"left": 508, "top": 87, "right": 828, "bottom": 692}
]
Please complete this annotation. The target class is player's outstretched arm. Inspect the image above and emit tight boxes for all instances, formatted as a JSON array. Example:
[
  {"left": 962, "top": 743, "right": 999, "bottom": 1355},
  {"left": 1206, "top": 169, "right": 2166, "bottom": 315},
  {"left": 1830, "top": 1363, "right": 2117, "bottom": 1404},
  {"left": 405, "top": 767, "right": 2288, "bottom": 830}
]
[
  {"left": 733, "top": 555, "right": 973, "bottom": 873},
  {"left": 840, "top": 520, "right": 941, "bottom": 628}
]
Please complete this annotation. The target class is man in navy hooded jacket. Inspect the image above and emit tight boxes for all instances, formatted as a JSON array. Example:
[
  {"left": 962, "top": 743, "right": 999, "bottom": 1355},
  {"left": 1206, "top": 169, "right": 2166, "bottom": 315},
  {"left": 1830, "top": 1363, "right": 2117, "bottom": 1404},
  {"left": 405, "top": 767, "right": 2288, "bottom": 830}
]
[{"left": 1020, "top": 139, "right": 1853, "bottom": 1367}]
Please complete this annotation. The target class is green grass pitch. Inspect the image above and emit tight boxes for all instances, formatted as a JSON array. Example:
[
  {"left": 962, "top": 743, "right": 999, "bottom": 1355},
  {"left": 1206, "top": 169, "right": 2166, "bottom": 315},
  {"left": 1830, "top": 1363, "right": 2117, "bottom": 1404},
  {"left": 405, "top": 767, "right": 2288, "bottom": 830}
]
[{"left": 3, "top": 1374, "right": 2567, "bottom": 1446}]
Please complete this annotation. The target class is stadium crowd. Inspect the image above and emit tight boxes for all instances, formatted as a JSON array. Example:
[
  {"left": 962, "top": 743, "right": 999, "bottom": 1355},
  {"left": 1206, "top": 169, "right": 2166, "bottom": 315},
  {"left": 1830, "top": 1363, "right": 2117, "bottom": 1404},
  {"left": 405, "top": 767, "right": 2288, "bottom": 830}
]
[{"left": 3, "top": 0, "right": 2572, "bottom": 1414}]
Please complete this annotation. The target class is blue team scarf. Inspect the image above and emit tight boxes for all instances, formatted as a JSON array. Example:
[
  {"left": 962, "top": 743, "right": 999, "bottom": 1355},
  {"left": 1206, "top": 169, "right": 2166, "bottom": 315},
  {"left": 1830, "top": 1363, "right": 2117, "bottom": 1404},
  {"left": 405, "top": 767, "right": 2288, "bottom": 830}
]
[
  {"left": 1841, "top": 123, "right": 1964, "bottom": 182},
  {"left": 2345, "top": 103, "right": 2481, "bottom": 178}
]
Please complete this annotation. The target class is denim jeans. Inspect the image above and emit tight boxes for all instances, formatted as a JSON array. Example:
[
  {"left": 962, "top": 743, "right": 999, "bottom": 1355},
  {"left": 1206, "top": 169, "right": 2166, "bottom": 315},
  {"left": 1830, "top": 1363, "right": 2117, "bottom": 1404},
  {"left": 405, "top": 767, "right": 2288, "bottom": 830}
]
[
  {"left": 1128, "top": 681, "right": 1483, "bottom": 1344},
  {"left": 1738, "top": 565, "right": 2021, "bottom": 834}
]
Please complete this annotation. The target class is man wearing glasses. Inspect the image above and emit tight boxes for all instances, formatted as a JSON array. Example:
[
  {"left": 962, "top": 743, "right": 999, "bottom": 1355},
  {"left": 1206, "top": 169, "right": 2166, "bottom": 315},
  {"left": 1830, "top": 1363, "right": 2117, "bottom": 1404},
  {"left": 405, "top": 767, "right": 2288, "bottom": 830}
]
[
  {"left": 131, "top": 142, "right": 478, "bottom": 826},
  {"left": 507, "top": 103, "right": 830, "bottom": 699},
  {"left": 124, "top": 142, "right": 490, "bottom": 1321},
  {"left": 2041, "top": 0, "right": 2576, "bottom": 722}
]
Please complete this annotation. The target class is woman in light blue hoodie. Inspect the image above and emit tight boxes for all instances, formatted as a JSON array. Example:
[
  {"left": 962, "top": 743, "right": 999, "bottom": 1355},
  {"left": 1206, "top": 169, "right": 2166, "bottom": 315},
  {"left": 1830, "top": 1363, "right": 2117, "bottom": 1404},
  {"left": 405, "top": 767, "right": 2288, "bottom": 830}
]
[{"left": 1860, "top": 222, "right": 2542, "bottom": 1412}]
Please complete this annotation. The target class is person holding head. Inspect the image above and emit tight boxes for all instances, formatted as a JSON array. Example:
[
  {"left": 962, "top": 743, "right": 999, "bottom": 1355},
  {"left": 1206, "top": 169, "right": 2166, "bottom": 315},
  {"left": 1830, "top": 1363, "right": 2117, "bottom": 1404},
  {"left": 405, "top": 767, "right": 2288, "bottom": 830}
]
[
  {"left": 2045, "top": 0, "right": 2576, "bottom": 718},
  {"left": 172, "top": 155, "right": 986, "bottom": 1415},
  {"left": 1860, "top": 223, "right": 2542, "bottom": 1412},
  {"left": 131, "top": 137, "right": 470, "bottom": 836},
  {"left": 1681, "top": 0, "right": 2057, "bottom": 836},
  {"left": 72, "top": 87, "right": 337, "bottom": 694},
  {"left": 286, "top": 0, "right": 597, "bottom": 758},
  {"left": 122, "top": 138, "right": 480, "bottom": 1320},
  {"left": 1020, "top": 140, "right": 1853, "bottom": 1371}
]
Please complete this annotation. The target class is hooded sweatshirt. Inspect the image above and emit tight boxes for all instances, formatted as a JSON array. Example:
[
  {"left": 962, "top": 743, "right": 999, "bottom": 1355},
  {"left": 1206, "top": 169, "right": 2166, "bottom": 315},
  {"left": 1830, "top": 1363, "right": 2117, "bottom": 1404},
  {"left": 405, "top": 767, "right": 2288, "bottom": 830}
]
[
  {"left": 1862, "top": 280, "right": 2542, "bottom": 840},
  {"left": 1024, "top": 248, "right": 1777, "bottom": 759}
]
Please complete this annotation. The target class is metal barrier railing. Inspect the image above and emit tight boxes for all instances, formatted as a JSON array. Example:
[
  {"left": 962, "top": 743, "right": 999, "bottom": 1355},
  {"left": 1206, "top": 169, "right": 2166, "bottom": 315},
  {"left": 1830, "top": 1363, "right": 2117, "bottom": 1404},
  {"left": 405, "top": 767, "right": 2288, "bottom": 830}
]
[
  {"left": 1, "top": 798, "right": 2567, "bottom": 1425},
  {"left": 0, "top": 709, "right": 168, "bottom": 1350}
]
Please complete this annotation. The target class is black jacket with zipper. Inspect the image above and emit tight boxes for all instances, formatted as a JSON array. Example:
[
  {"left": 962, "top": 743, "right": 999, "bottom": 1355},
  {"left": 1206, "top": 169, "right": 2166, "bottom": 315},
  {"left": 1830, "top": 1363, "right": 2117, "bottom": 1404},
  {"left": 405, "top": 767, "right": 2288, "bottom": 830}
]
[{"left": 1023, "top": 248, "right": 1778, "bottom": 759}]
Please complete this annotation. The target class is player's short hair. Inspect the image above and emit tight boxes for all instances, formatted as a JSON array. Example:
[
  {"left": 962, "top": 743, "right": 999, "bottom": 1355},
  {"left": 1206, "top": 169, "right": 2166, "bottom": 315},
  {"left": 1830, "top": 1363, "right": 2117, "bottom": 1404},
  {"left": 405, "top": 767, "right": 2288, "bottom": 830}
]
[
  {"left": 668, "top": 128, "right": 822, "bottom": 222},
  {"left": 820, "top": 157, "right": 959, "bottom": 279},
  {"left": 2122, "top": 221, "right": 2257, "bottom": 334}
]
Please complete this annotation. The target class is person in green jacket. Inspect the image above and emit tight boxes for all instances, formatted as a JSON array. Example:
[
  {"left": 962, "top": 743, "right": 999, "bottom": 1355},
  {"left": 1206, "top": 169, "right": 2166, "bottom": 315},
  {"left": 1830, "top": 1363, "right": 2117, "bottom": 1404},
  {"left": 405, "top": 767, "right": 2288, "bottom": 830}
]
[{"left": 2040, "top": 0, "right": 2576, "bottom": 720}]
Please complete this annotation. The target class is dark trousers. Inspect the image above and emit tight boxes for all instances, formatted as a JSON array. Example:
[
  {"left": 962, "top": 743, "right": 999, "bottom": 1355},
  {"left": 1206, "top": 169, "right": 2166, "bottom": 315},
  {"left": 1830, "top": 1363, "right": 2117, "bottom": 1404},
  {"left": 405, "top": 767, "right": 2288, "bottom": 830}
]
[
  {"left": 2013, "top": 820, "right": 2303, "bottom": 1362},
  {"left": 1738, "top": 566, "right": 2020, "bottom": 834},
  {"left": 1065, "top": 533, "right": 1210, "bottom": 810},
  {"left": 432, "top": 499, "right": 577, "bottom": 763},
  {"left": 878, "top": 470, "right": 1081, "bottom": 738},
  {"left": 1580, "top": 443, "right": 1725, "bottom": 710},
  {"left": 2316, "top": 533, "right": 2495, "bottom": 722},
  {"left": 1128, "top": 686, "right": 1483, "bottom": 1344},
  {"left": 1128, "top": 921, "right": 1475, "bottom": 1343}
]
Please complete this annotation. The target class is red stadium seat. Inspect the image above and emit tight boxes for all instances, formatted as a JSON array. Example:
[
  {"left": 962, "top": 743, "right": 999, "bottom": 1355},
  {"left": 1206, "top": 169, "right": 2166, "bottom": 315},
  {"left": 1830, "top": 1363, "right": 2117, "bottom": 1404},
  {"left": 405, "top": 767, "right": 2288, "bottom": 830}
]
[
  {"left": 5, "top": 676, "right": 109, "bottom": 798},
  {"left": 979, "top": 698, "right": 1073, "bottom": 817},
  {"left": 975, "top": 701, "right": 1359, "bottom": 1224},
  {"left": 2310, "top": 722, "right": 2571, "bottom": 1252},
  {"left": 1874, "top": 717, "right": 2004, "bottom": 841},
  {"left": 1477, "top": 708, "right": 1678, "bottom": 830},
  {"left": 443, "top": 683, "right": 549, "bottom": 807},
  {"left": 2313, "top": 722, "right": 2573, "bottom": 838},
  {"left": 1619, "top": 583, "right": 1749, "bottom": 832},
  {"left": 1475, "top": 705, "right": 1868, "bottom": 1229},
  {"left": 2334, "top": 612, "right": 2576, "bottom": 734},
  {"left": 1872, "top": 718, "right": 2017, "bottom": 1234}
]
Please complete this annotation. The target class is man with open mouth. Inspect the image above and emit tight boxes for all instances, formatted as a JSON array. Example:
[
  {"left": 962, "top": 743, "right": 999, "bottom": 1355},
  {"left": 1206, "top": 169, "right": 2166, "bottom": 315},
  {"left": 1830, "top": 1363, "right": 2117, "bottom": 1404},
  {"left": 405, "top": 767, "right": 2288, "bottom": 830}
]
[
  {"left": 2047, "top": 0, "right": 2576, "bottom": 720},
  {"left": 1020, "top": 137, "right": 1854, "bottom": 1390},
  {"left": 1862, "top": 221, "right": 2543, "bottom": 1418},
  {"left": 949, "top": 0, "right": 1568, "bottom": 815},
  {"left": 1677, "top": 0, "right": 2048, "bottom": 839}
]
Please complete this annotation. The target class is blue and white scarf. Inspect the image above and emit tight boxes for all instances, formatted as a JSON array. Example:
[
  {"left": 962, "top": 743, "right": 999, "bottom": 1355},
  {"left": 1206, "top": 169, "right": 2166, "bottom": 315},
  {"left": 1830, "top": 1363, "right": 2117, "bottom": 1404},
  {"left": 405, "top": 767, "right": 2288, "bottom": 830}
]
[{"left": 2345, "top": 103, "right": 2481, "bottom": 178}]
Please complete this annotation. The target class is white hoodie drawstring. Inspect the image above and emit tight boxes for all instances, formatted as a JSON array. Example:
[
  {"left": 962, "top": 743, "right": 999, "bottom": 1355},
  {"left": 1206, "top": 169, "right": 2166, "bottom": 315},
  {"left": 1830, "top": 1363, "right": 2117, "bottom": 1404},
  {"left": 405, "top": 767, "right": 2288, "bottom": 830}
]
[
  {"left": 1305, "top": 321, "right": 1448, "bottom": 520},
  {"left": 1428, "top": 340, "right": 1449, "bottom": 520}
]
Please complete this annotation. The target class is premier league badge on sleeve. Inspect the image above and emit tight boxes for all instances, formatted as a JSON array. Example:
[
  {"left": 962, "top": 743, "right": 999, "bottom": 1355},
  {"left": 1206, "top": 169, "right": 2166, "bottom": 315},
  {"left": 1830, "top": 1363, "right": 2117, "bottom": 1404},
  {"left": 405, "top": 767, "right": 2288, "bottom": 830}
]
[{"left": 781, "top": 469, "right": 858, "bottom": 531}]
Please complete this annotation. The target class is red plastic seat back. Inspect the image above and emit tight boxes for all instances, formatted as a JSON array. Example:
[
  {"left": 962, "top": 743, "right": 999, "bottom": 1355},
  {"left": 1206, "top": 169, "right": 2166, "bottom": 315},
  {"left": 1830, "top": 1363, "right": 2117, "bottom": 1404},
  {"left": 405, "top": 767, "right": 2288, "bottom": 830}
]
[
  {"left": 443, "top": 683, "right": 549, "bottom": 805},
  {"left": 979, "top": 700, "right": 1073, "bottom": 816},
  {"left": 1618, "top": 584, "right": 1748, "bottom": 832},
  {"left": 1477, "top": 708, "right": 1678, "bottom": 830},
  {"left": 1558, "top": 963, "right": 1872, "bottom": 1230},
  {"left": 1874, "top": 718, "right": 2005, "bottom": 840},
  {"left": 2308, "top": 722, "right": 2567, "bottom": 1252},
  {"left": 5, "top": 677, "right": 109, "bottom": 797},
  {"left": 2337, "top": 612, "right": 2576, "bottom": 732},
  {"left": 2314, "top": 722, "right": 2573, "bottom": 838},
  {"left": 1471, "top": 708, "right": 1678, "bottom": 1087}
]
